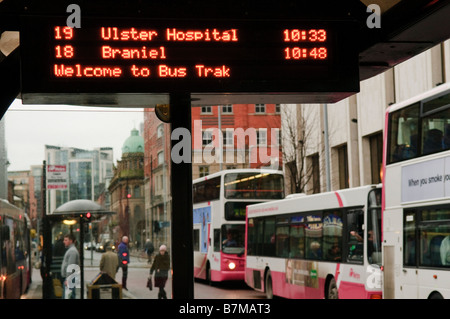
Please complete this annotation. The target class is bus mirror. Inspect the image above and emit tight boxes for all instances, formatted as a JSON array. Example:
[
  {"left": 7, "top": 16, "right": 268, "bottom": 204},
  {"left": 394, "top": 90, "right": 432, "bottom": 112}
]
[{"left": 1, "top": 225, "right": 10, "bottom": 241}]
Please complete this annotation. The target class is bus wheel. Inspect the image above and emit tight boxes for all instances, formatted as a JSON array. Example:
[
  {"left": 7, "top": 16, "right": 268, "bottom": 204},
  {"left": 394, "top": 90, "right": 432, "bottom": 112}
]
[
  {"left": 429, "top": 292, "right": 443, "bottom": 299},
  {"left": 265, "top": 271, "right": 273, "bottom": 299},
  {"left": 326, "top": 277, "right": 338, "bottom": 299}
]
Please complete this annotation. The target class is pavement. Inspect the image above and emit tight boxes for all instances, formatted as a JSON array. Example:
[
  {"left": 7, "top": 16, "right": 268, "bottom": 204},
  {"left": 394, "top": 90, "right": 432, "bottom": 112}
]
[{"left": 22, "top": 256, "right": 170, "bottom": 299}]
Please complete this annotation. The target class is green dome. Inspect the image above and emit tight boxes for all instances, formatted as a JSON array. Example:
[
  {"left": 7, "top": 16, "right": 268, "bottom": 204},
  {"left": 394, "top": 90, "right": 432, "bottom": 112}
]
[{"left": 122, "top": 128, "right": 144, "bottom": 154}]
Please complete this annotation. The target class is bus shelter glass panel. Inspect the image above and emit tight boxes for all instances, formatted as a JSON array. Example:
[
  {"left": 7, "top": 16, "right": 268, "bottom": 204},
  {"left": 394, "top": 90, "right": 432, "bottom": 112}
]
[{"left": 50, "top": 219, "right": 81, "bottom": 299}]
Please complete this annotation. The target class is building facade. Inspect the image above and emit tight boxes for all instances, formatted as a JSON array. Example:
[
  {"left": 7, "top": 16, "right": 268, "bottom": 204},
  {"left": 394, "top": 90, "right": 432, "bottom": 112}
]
[
  {"left": 45, "top": 145, "right": 114, "bottom": 214},
  {"left": 192, "top": 104, "right": 282, "bottom": 180},
  {"left": 283, "top": 40, "right": 450, "bottom": 195},
  {"left": 108, "top": 128, "right": 146, "bottom": 248},
  {"left": 143, "top": 109, "right": 171, "bottom": 251}
]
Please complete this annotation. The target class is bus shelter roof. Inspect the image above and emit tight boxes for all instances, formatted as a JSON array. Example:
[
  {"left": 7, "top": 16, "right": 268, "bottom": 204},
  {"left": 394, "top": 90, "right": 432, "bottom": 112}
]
[{"left": 52, "top": 199, "right": 115, "bottom": 216}]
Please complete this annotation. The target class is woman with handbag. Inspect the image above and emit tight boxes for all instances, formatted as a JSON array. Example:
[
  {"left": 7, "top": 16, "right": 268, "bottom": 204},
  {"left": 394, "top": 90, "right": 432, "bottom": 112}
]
[{"left": 150, "top": 244, "right": 170, "bottom": 299}]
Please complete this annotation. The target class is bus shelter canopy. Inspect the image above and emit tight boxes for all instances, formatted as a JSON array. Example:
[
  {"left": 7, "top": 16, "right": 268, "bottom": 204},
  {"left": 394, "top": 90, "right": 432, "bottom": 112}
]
[{"left": 53, "top": 199, "right": 114, "bottom": 216}]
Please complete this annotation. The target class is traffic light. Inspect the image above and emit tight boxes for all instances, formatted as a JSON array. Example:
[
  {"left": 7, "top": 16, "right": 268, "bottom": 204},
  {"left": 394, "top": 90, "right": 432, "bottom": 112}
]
[
  {"left": 81, "top": 212, "right": 92, "bottom": 221},
  {"left": 81, "top": 212, "right": 92, "bottom": 232}
]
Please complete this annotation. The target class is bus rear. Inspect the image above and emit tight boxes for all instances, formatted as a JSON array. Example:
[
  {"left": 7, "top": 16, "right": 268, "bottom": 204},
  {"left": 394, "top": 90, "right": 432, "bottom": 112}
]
[
  {"left": 383, "top": 83, "right": 450, "bottom": 299},
  {"left": 245, "top": 185, "right": 382, "bottom": 299},
  {"left": 193, "top": 169, "right": 284, "bottom": 283}
]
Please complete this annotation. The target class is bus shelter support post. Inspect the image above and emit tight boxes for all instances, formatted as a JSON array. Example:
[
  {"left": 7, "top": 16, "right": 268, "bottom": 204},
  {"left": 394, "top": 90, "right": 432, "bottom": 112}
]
[
  {"left": 170, "top": 92, "right": 194, "bottom": 299},
  {"left": 41, "top": 161, "right": 53, "bottom": 299}
]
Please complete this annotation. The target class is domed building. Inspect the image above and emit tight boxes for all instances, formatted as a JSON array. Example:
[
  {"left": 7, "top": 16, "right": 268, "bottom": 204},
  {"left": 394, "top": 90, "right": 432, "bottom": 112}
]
[
  {"left": 108, "top": 128, "right": 146, "bottom": 249},
  {"left": 122, "top": 128, "right": 144, "bottom": 154}
]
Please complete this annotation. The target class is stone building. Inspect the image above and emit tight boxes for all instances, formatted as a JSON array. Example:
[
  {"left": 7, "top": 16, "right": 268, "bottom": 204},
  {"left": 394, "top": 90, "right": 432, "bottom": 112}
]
[{"left": 108, "top": 128, "right": 146, "bottom": 248}]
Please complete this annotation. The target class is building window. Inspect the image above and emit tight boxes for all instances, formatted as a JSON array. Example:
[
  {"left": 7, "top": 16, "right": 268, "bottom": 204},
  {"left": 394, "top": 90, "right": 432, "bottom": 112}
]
[
  {"left": 202, "top": 130, "right": 213, "bottom": 146},
  {"left": 273, "top": 128, "right": 281, "bottom": 146},
  {"left": 199, "top": 166, "right": 209, "bottom": 177},
  {"left": 201, "top": 106, "right": 212, "bottom": 114},
  {"left": 311, "top": 154, "right": 320, "bottom": 194},
  {"left": 157, "top": 124, "right": 164, "bottom": 138},
  {"left": 255, "top": 104, "right": 266, "bottom": 113},
  {"left": 275, "top": 104, "right": 281, "bottom": 114},
  {"left": 257, "top": 129, "right": 267, "bottom": 146},
  {"left": 369, "top": 132, "right": 383, "bottom": 184},
  {"left": 338, "top": 144, "right": 349, "bottom": 189},
  {"left": 134, "top": 185, "right": 140, "bottom": 198},
  {"left": 157, "top": 151, "right": 164, "bottom": 165},
  {"left": 222, "top": 105, "right": 233, "bottom": 114},
  {"left": 223, "top": 130, "right": 234, "bottom": 146}
]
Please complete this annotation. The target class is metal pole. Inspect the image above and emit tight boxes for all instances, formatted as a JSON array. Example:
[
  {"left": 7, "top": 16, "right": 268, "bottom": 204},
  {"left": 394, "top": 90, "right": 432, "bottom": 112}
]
[
  {"left": 218, "top": 105, "right": 222, "bottom": 171},
  {"left": 323, "top": 104, "right": 331, "bottom": 192},
  {"left": 170, "top": 92, "right": 194, "bottom": 299},
  {"left": 41, "top": 161, "right": 52, "bottom": 299},
  {"left": 79, "top": 217, "right": 84, "bottom": 299}
]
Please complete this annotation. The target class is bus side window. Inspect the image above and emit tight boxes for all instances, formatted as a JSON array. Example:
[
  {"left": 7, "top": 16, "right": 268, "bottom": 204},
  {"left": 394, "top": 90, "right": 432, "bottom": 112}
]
[
  {"left": 263, "top": 218, "right": 276, "bottom": 257},
  {"left": 346, "top": 210, "right": 364, "bottom": 263},
  {"left": 388, "top": 103, "right": 419, "bottom": 163},
  {"left": 214, "top": 229, "right": 220, "bottom": 252},
  {"left": 193, "top": 229, "right": 200, "bottom": 252}
]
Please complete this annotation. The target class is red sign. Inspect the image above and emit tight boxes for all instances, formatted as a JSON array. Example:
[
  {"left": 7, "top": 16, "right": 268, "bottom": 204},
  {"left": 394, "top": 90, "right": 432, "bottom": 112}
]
[{"left": 47, "top": 165, "right": 68, "bottom": 189}]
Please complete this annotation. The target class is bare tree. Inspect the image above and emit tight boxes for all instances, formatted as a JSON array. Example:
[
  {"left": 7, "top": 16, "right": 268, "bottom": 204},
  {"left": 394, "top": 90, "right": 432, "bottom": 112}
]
[{"left": 281, "top": 104, "right": 323, "bottom": 195}]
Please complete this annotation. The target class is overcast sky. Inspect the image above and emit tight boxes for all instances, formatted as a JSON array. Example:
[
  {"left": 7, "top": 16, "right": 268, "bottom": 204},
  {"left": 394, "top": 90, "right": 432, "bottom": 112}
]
[{"left": 4, "top": 99, "right": 144, "bottom": 172}]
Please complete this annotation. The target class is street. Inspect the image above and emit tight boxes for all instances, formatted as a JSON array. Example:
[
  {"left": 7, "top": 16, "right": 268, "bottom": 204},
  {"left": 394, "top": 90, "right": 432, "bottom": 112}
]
[{"left": 24, "top": 250, "right": 266, "bottom": 300}]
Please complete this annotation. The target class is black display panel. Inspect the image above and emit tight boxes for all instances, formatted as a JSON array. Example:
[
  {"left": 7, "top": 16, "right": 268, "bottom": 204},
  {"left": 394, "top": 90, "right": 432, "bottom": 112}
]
[{"left": 20, "top": 16, "right": 359, "bottom": 105}]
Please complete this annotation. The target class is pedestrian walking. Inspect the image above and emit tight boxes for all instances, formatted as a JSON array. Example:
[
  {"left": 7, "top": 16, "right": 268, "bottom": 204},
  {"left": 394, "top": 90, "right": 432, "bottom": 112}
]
[
  {"left": 117, "top": 236, "right": 130, "bottom": 290},
  {"left": 144, "top": 239, "right": 154, "bottom": 264},
  {"left": 100, "top": 244, "right": 119, "bottom": 280},
  {"left": 150, "top": 244, "right": 170, "bottom": 299},
  {"left": 61, "top": 233, "right": 80, "bottom": 299}
]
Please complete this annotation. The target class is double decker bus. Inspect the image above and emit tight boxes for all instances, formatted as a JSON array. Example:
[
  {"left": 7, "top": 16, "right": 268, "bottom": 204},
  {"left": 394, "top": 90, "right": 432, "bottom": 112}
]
[
  {"left": 0, "top": 199, "right": 32, "bottom": 299},
  {"left": 245, "top": 185, "right": 382, "bottom": 299},
  {"left": 383, "top": 82, "right": 450, "bottom": 299},
  {"left": 193, "top": 169, "right": 284, "bottom": 283}
]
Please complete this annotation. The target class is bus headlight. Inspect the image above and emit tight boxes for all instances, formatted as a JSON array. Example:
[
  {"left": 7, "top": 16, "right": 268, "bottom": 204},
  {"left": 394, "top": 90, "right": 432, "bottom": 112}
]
[{"left": 228, "top": 262, "right": 236, "bottom": 270}]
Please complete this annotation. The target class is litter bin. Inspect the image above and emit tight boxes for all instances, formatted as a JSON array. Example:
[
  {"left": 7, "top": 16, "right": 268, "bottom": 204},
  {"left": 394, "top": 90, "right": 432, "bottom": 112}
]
[{"left": 87, "top": 273, "right": 122, "bottom": 299}]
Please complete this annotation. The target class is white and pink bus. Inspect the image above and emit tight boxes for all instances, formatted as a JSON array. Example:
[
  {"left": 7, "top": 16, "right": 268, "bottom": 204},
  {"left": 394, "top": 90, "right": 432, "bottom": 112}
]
[
  {"left": 245, "top": 185, "right": 382, "bottom": 299},
  {"left": 383, "top": 82, "right": 450, "bottom": 299},
  {"left": 193, "top": 169, "right": 284, "bottom": 283}
]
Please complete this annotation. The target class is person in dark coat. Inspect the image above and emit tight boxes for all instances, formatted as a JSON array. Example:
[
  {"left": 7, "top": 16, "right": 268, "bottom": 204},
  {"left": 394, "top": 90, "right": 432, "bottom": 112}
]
[
  {"left": 144, "top": 239, "right": 155, "bottom": 264},
  {"left": 117, "top": 236, "right": 130, "bottom": 290},
  {"left": 150, "top": 244, "right": 170, "bottom": 299}
]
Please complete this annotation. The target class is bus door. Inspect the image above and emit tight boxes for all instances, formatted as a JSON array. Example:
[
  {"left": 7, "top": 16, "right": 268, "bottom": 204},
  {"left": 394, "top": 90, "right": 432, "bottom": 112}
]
[
  {"left": 250, "top": 217, "right": 275, "bottom": 290},
  {"left": 0, "top": 223, "right": 9, "bottom": 298},
  {"left": 382, "top": 207, "right": 403, "bottom": 298},
  {"left": 402, "top": 207, "right": 450, "bottom": 299}
]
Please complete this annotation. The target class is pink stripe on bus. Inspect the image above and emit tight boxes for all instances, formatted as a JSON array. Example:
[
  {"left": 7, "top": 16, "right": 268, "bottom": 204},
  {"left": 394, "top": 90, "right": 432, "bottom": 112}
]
[{"left": 334, "top": 192, "right": 344, "bottom": 207}]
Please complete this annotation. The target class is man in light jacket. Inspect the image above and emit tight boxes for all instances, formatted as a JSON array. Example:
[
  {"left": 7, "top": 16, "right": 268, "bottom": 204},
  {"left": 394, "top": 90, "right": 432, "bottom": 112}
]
[{"left": 61, "top": 233, "right": 80, "bottom": 299}]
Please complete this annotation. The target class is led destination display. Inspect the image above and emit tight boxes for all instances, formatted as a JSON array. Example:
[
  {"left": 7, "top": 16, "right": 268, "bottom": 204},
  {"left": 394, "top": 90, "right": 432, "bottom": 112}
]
[{"left": 20, "top": 17, "right": 359, "bottom": 104}]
